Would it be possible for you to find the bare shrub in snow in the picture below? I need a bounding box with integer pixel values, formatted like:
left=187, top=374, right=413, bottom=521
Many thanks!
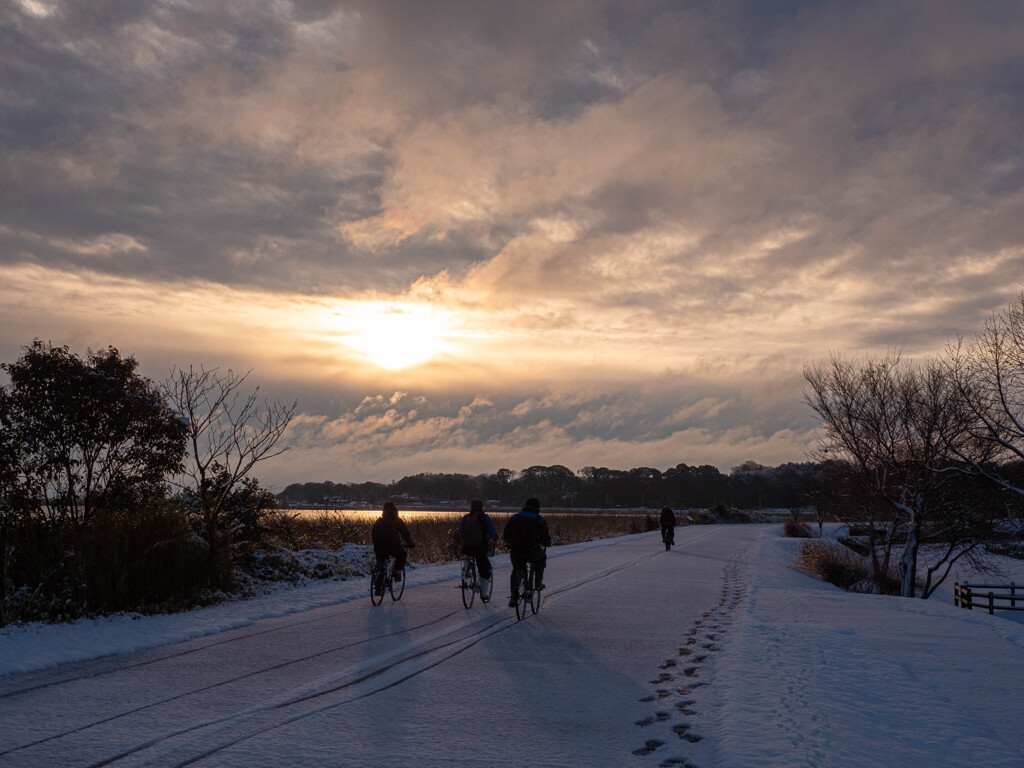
left=783, top=520, right=814, bottom=538
left=796, top=540, right=871, bottom=591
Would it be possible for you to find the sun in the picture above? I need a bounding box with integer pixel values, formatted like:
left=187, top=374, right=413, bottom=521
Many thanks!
left=337, top=302, right=453, bottom=370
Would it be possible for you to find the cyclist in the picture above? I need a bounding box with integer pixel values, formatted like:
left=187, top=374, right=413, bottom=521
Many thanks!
left=503, top=497, right=551, bottom=607
left=459, top=498, right=499, bottom=602
left=371, top=501, right=415, bottom=582
left=660, top=505, right=676, bottom=548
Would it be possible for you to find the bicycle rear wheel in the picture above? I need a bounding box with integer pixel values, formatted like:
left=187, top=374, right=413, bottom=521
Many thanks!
left=514, top=568, right=528, bottom=621
left=461, top=557, right=476, bottom=609
left=390, top=563, right=405, bottom=601
left=529, top=564, right=541, bottom=615
left=370, top=561, right=386, bottom=606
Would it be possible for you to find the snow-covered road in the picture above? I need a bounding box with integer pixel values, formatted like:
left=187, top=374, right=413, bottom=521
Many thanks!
left=3, top=524, right=1024, bottom=768
left=0, top=525, right=759, bottom=767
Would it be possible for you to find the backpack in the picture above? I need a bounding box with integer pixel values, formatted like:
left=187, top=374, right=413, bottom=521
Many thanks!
left=461, top=513, right=484, bottom=547
left=504, top=514, right=538, bottom=552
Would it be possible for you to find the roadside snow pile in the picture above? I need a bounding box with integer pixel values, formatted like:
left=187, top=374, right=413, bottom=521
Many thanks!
left=234, top=543, right=376, bottom=594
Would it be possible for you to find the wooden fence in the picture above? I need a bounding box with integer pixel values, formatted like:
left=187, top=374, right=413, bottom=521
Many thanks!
left=954, top=582, right=1023, bottom=614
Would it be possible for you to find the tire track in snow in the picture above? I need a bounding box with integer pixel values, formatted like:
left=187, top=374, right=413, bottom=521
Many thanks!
left=0, top=595, right=380, bottom=701
left=4, top=546, right=666, bottom=767
left=0, top=604, right=468, bottom=759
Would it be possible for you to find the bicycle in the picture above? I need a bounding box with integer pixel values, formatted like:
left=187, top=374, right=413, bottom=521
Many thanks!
left=511, top=559, right=542, bottom=620
left=662, top=526, right=674, bottom=551
left=460, top=542, right=495, bottom=608
left=459, top=554, right=491, bottom=607
left=370, top=555, right=405, bottom=605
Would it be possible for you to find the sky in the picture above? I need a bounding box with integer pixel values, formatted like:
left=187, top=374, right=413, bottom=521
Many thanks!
left=2, top=0, right=1024, bottom=488
left=2, top=525, right=1023, bottom=766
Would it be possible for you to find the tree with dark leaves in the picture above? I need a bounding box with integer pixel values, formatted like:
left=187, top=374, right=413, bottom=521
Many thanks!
left=0, top=340, right=186, bottom=530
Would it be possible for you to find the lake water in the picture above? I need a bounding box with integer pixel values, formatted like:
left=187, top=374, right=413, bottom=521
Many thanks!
left=280, top=506, right=654, bottom=521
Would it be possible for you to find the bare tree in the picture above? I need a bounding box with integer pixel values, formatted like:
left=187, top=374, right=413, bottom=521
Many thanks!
left=804, top=353, right=998, bottom=598
left=947, top=291, right=1024, bottom=508
left=163, top=367, right=295, bottom=582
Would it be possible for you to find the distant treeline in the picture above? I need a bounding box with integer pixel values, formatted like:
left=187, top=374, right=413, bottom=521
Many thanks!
left=278, top=460, right=823, bottom=511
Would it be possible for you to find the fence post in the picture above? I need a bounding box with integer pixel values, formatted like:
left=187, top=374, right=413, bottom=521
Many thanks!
left=1012, top=582, right=1017, bottom=608
left=988, top=591, right=995, bottom=615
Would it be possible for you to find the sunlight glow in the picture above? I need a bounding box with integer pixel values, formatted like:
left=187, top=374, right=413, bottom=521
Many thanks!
left=333, top=302, right=455, bottom=370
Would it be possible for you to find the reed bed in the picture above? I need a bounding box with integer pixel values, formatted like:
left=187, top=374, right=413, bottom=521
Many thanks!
left=263, top=510, right=661, bottom=565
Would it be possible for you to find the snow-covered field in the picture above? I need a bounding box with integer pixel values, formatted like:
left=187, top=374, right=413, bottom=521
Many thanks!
left=1, top=524, right=1022, bottom=767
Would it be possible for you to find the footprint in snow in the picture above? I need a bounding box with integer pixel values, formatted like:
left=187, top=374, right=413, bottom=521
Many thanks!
left=632, top=739, right=665, bottom=756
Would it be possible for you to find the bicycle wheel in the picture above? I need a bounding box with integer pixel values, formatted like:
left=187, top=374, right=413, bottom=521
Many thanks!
left=461, top=557, right=476, bottom=609
left=370, top=561, right=386, bottom=606
left=390, top=561, right=405, bottom=601
left=529, top=563, right=541, bottom=615
left=514, top=568, right=528, bottom=621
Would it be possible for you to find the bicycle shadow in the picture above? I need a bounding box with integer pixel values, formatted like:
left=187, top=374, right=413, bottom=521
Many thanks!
left=476, top=618, right=655, bottom=766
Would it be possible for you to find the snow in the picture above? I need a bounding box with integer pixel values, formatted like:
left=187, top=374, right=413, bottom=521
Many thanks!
left=1, top=524, right=1022, bottom=767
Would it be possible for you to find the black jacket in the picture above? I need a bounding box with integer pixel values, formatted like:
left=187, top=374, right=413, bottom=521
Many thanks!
left=503, top=509, right=552, bottom=554
left=372, top=517, right=414, bottom=549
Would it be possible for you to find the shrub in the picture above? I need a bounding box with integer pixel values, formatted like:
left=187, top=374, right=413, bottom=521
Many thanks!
left=796, top=540, right=870, bottom=591
left=783, top=520, right=814, bottom=538
left=1, top=504, right=210, bottom=625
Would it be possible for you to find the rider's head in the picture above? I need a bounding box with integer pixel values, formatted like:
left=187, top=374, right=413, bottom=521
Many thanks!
left=662, top=506, right=672, bottom=514
left=523, top=497, right=540, bottom=513
left=383, top=501, right=398, bottom=519
left=470, top=498, right=484, bottom=513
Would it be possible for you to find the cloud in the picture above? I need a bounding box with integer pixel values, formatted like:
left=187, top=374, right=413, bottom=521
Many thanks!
left=267, top=370, right=820, bottom=485
left=3, top=1, right=1024, bottom=484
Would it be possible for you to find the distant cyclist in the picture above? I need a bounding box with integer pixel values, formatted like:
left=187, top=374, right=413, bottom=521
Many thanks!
left=371, top=501, right=416, bottom=582
left=459, top=498, right=499, bottom=601
left=503, top=497, right=552, bottom=606
left=660, top=505, right=676, bottom=549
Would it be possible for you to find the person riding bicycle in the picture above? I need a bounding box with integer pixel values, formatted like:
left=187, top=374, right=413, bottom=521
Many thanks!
left=459, top=498, right=499, bottom=602
left=660, top=505, right=676, bottom=547
left=502, top=497, right=551, bottom=607
left=371, top=501, right=415, bottom=582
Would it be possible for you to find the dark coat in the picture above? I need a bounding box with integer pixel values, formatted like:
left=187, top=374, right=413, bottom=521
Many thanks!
left=503, top=508, right=552, bottom=554
left=372, top=516, right=414, bottom=551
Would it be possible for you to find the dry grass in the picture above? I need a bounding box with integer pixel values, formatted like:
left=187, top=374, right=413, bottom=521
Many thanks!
left=796, top=539, right=870, bottom=591
left=263, top=510, right=658, bottom=564
left=782, top=520, right=814, bottom=538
